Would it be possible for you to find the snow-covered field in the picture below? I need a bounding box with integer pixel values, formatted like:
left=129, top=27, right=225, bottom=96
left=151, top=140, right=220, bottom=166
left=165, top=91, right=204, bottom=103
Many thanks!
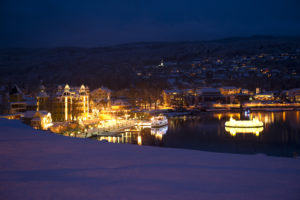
left=0, top=119, right=300, bottom=200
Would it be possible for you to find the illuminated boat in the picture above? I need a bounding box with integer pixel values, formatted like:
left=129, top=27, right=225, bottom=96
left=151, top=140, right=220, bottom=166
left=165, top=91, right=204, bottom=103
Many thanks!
left=225, top=118, right=263, bottom=128
left=225, top=118, right=264, bottom=136
left=151, top=114, right=168, bottom=128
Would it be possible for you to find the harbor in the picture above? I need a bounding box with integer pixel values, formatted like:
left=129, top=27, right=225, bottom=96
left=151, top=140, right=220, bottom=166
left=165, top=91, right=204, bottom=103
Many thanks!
left=53, top=109, right=300, bottom=157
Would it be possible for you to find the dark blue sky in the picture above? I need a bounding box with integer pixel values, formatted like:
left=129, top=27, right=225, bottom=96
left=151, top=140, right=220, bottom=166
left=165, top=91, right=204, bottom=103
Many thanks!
left=1, top=0, right=300, bottom=48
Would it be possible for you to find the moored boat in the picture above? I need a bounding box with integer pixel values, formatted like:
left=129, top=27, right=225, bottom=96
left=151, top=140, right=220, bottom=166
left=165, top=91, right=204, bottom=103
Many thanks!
left=225, top=117, right=263, bottom=128
left=151, top=114, right=168, bottom=128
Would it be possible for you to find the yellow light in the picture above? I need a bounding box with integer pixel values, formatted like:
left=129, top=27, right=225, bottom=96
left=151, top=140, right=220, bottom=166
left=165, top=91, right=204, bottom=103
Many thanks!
left=65, top=96, right=68, bottom=121
left=225, top=118, right=263, bottom=128
left=137, top=135, right=142, bottom=146
left=225, top=126, right=263, bottom=136
left=213, top=113, right=222, bottom=120
left=111, top=105, right=121, bottom=110
left=264, top=115, right=269, bottom=124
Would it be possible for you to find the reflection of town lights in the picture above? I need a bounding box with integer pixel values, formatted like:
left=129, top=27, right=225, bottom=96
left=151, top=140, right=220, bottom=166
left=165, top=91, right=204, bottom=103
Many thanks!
left=151, top=126, right=168, bottom=141
left=264, top=115, right=269, bottom=124
left=225, top=127, right=264, bottom=136
left=137, top=135, right=142, bottom=146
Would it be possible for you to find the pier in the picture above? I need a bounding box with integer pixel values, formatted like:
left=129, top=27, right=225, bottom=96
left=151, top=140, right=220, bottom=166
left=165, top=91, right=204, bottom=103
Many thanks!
left=85, top=120, right=138, bottom=138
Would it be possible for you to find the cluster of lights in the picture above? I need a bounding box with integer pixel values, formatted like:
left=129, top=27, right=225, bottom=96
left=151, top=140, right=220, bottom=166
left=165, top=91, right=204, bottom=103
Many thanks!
left=41, top=113, right=53, bottom=130
left=151, top=126, right=168, bottom=140
left=225, top=117, right=263, bottom=128
left=225, top=117, right=264, bottom=137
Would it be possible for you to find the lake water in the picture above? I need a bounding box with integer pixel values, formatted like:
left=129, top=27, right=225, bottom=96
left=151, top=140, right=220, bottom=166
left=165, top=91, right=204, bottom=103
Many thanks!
left=95, top=111, right=300, bottom=157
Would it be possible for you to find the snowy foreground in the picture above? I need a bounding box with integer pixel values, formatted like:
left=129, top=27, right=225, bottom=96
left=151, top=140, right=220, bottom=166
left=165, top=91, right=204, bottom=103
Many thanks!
left=0, top=119, right=300, bottom=200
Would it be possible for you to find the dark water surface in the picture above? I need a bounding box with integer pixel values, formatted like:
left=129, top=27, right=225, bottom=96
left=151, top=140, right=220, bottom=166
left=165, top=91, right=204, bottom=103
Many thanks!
left=95, top=111, right=300, bottom=157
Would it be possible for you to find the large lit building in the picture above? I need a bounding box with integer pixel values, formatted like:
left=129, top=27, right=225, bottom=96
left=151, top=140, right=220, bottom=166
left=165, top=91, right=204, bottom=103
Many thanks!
left=37, top=84, right=90, bottom=122
left=23, top=110, right=53, bottom=130
left=196, top=88, right=224, bottom=103
left=219, top=86, right=241, bottom=104
left=90, top=87, right=111, bottom=110
left=36, top=85, right=49, bottom=111
left=162, top=89, right=186, bottom=108
left=254, top=92, right=275, bottom=101
left=219, top=86, right=241, bottom=96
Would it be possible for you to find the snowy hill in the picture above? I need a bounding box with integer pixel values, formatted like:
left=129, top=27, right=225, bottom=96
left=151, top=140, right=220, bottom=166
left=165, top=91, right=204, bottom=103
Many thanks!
left=0, top=119, right=300, bottom=200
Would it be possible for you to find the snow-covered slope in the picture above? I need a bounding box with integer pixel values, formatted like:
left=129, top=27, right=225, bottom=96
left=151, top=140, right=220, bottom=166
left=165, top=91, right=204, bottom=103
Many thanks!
left=0, top=119, right=299, bottom=200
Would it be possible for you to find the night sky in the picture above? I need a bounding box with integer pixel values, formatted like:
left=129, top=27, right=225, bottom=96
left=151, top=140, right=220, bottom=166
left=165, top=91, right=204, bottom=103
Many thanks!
left=1, top=0, right=300, bottom=48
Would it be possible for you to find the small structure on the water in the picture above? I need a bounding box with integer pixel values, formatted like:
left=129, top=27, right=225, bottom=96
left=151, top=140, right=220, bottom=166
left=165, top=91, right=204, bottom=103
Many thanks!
left=225, top=117, right=264, bottom=136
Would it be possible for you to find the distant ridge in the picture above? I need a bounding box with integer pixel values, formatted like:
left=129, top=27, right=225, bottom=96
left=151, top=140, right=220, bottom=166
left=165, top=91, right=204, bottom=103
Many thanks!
left=1, top=35, right=300, bottom=49
left=106, top=35, right=300, bottom=49
left=211, top=35, right=300, bottom=43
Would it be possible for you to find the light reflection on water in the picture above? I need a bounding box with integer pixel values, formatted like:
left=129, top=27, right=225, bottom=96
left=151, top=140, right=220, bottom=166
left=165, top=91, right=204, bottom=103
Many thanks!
left=93, top=111, right=300, bottom=157
left=225, top=127, right=263, bottom=136
left=151, top=126, right=168, bottom=140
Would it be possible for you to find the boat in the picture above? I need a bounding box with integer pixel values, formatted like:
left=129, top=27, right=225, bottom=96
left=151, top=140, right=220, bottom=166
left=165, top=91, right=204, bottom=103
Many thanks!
left=225, top=117, right=264, bottom=136
left=151, top=114, right=168, bottom=128
left=225, top=117, right=263, bottom=128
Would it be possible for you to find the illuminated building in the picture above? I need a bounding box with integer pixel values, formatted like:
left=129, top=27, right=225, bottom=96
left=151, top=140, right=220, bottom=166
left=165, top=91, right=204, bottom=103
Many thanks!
left=256, top=88, right=260, bottom=94
left=8, top=84, right=27, bottom=114
left=36, top=85, right=49, bottom=111
left=254, top=92, right=275, bottom=101
left=31, top=111, right=53, bottom=130
left=90, top=87, right=111, bottom=110
left=162, top=89, right=195, bottom=108
left=219, top=86, right=241, bottom=96
left=195, top=87, right=223, bottom=103
left=287, top=88, right=300, bottom=102
left=219, top=86, right=241, bottom=104
left=37, top=84, right=90, bottom=122
left=111, top=99, right=131, bottom=111
left=23, top=110, right=53, bottom=130
left=162, top=89, right=185, bottom=108
left=241, top=89, right=250, bottom=95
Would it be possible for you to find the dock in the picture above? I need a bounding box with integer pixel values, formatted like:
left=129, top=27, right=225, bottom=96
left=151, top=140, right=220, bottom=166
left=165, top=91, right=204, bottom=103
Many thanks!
left=86, top=120, right=137, bottom=138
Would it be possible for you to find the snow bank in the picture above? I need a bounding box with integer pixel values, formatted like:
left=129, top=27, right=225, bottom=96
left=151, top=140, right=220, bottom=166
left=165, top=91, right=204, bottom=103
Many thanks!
left=0, top=119, right=299, bottom=200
